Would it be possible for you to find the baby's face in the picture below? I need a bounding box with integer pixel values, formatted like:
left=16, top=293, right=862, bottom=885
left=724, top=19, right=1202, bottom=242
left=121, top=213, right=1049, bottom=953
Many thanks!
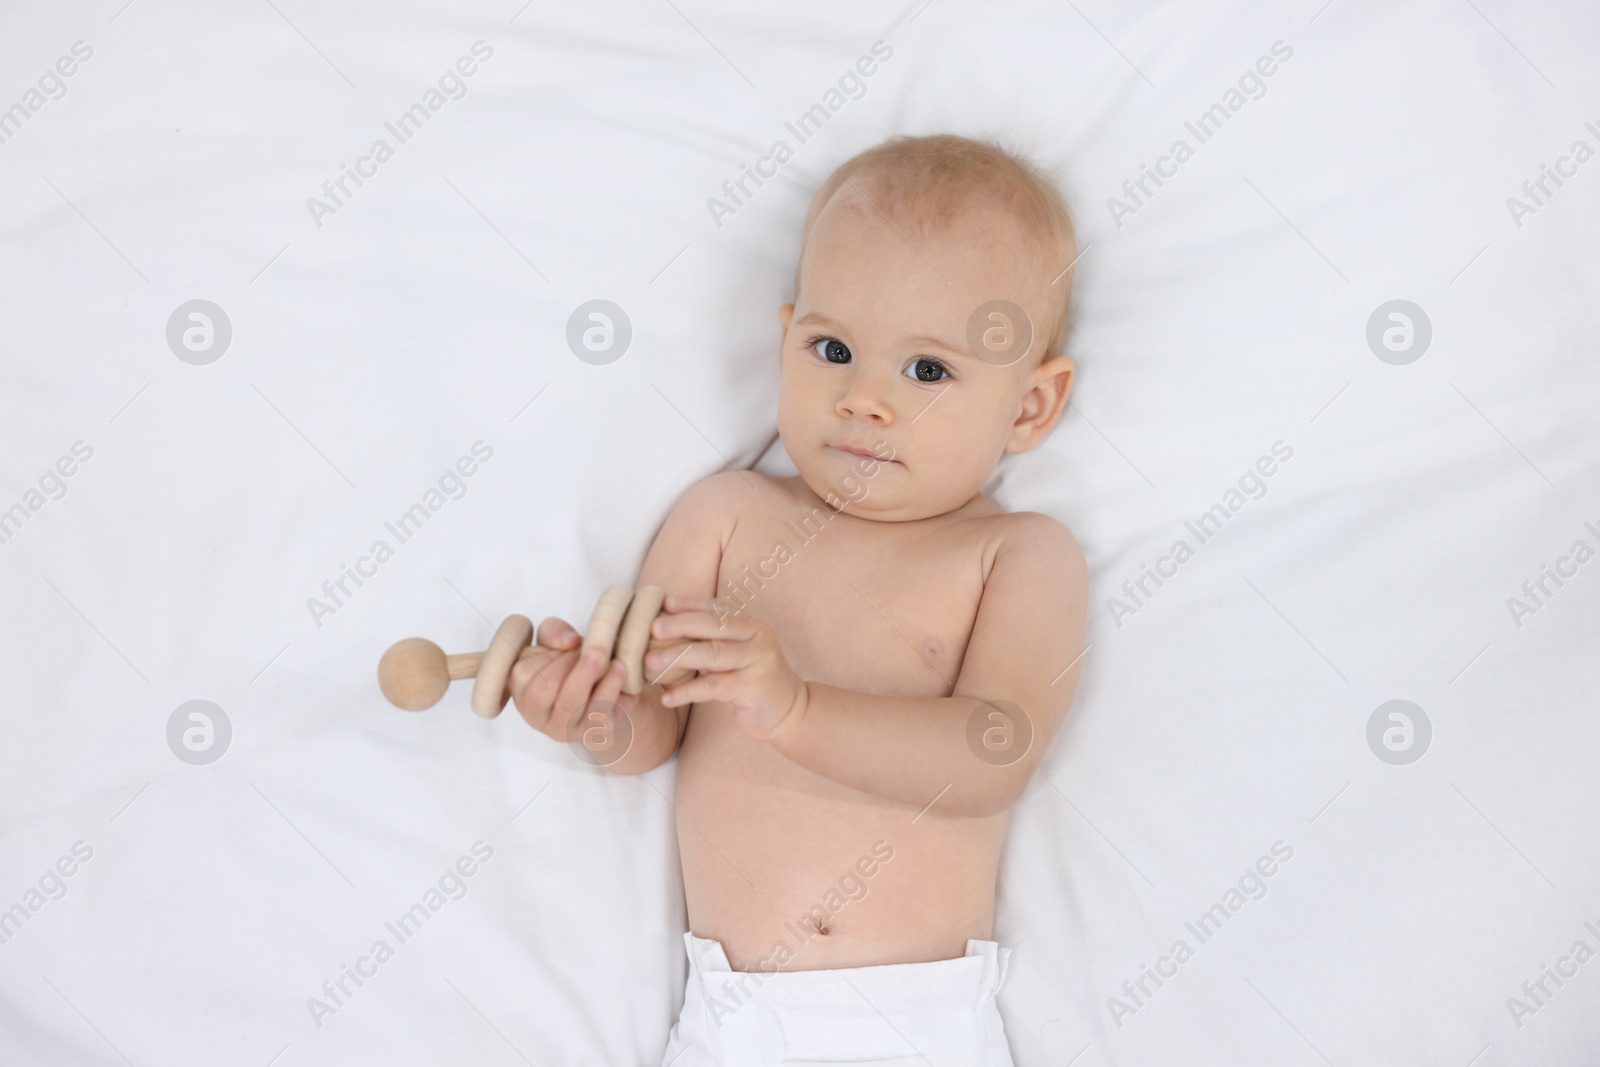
left=777, top=189, right=1072, bottom=521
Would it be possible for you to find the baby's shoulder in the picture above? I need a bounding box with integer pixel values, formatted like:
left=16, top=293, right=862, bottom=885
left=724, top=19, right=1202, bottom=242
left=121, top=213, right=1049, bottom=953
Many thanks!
left=668, top=469, right=792, bottom=522
left=964, top=506, right=1086, bottom=578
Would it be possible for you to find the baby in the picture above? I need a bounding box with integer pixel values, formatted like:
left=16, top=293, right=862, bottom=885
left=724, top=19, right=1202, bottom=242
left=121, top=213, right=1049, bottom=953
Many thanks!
left=511, top=134, right=1087, bottom=1066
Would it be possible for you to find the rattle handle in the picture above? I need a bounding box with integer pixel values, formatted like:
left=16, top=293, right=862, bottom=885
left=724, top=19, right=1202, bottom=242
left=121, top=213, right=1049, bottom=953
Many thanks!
left=446, top=645, right=544, bottom=681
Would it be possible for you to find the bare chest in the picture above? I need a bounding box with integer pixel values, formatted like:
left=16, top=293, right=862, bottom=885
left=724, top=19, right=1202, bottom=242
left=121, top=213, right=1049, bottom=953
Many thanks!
left=713, top=495, right=985, bottom=698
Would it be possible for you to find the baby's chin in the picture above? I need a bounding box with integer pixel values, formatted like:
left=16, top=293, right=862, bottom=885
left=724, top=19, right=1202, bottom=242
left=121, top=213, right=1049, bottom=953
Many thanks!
left=792, top=451, right=973, bottom=523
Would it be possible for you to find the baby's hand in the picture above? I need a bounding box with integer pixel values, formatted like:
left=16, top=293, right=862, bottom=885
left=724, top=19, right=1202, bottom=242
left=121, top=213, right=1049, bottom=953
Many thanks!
left=648, top=595, right=807, bottom=744
left=509, top=616, right=633, bottom=750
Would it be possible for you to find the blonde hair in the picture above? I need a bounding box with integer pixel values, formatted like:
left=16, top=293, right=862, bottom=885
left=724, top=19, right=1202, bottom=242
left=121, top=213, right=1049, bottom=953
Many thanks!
left=796, top=134, right=1078, bottom=361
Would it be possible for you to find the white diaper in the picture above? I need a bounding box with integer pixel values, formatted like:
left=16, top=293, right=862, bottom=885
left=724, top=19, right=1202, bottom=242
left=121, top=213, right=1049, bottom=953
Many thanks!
left=660, top=931, right=1016, bottom=1066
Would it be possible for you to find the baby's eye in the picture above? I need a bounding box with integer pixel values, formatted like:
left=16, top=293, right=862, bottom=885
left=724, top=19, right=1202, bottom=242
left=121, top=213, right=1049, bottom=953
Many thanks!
left=812, top=338, right=851, bottom=364
left=905, top=357, right=950, bottom=383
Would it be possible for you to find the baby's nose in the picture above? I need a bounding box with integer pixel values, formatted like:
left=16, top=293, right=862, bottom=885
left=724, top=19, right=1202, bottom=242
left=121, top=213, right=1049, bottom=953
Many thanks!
left=835, top=373, right=894, bottom=423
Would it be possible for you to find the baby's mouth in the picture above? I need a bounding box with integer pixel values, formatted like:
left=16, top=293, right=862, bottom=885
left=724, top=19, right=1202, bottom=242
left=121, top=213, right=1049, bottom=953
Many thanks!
left=831, top=444, right=898, bottom=464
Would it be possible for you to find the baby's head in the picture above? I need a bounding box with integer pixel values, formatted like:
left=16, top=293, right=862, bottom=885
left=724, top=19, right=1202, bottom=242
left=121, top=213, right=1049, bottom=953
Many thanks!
left=778, top=134, right=1078, bottom=522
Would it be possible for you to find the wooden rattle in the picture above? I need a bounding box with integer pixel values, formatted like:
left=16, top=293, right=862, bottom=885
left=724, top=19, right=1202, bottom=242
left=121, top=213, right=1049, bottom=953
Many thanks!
left=377, top=583, right=690, bottom=715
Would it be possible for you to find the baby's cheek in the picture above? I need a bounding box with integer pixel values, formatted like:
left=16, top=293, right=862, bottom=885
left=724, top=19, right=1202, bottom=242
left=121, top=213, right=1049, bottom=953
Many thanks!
left=916, top=410, right=1006, bottom=489
left=779, top=384, right=839, bottom=476
left=775, top=378, right=813, bottom=440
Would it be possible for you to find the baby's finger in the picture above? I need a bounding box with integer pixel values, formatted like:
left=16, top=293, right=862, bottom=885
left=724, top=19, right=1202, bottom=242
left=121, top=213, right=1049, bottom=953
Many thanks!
left=573, top=660, right=634, bottom=767
left=553, top=645, right=612, bottom=726
left=648, top=638, right=748, bottom=675
left=642, top=642, right=694, bottom=687
left=662, top=594, right=715, bottom=614
left=537, top=616, right=581, bottom=651
left=591, top=658, right=626, bottom=708
left=660, top=670, right=725, bottom=708
left=509, top=646, right=563, bottom=696
left=652, top=610, right=754, bottom=643
left=511, top=648, right=577, bottom=731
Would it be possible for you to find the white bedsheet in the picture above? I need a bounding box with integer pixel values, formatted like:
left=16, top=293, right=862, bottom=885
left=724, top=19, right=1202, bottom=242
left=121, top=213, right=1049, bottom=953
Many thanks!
left=2, top=1, right=1596, bottom=1064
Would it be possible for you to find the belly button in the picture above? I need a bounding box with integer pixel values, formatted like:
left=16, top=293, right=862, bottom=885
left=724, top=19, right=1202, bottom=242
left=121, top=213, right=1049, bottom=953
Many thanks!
left=813, top=917, right=831, bottom=936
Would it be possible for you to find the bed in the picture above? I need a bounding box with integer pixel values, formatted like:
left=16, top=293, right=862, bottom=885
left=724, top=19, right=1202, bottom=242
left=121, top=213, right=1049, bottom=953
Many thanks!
left=2, top=1, right=1596, bottom=1063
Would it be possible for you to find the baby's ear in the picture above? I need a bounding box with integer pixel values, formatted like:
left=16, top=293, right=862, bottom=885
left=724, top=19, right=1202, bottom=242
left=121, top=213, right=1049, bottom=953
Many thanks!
left=779, top=304, right=794, bottom=332
left=1007, top=355, right=1075, bottom=453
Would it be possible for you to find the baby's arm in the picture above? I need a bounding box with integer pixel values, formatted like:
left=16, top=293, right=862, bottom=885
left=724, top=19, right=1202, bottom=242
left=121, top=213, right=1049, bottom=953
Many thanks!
left=653, top=513, right=1088, bottom=816
left=508, top=471, right=736, bottom=774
